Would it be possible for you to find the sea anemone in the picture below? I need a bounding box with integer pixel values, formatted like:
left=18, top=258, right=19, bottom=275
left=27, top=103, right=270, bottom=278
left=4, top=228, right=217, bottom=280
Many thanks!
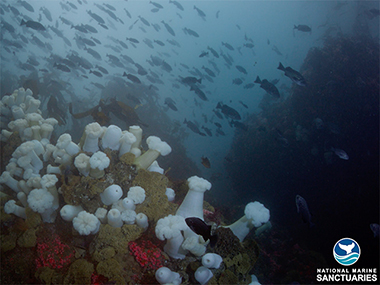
left=89, top=151, right=110, bottom=178
left=82, top=122, right=104, bottom=153
left=72, top=211, right=100, bottom=235
left=176, top=176, right=211, bottom=219
left=127, top=186, right=146, bottom=204
left=155, top=214, right=188, bottom=259
left=134, top=136, right=171, bottom=170
left=100, top=184, right=123, bottom=206
left=60, top=204, right=84, bottom=221
left=225, top=201, right=270, bottom=242
left=155, top=267, right=182, bottom=285
left=4, top=200, right=26, bottom=219
left=101, top=125, right=122, bottom=151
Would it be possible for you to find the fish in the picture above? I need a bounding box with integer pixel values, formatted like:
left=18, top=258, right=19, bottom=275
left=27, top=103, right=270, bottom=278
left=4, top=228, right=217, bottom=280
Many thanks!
left=161, top=61, right=172, bottom=73
left=85, top=48, right=101, bottom=60
left=331, top=148, right=349, bottom=160
left=20, top=19, right=46, bottom=31
left=232, top=78, right=243, bottom=85
left=365, top=8, right=380, bottom=20
left=183, top=27, right=199, bottom=37
left=89, top=70, right=103, bottom=77
left=222, top=42, right=234, bottom=51
left=161, top=20, right=175, bottom=36
left=123, top=72, right=141, bottom=84
left=139, top=16, right=150, bottom=26
left=243, top=43, right=254, bottom=48
left=201, top=156, right=211, bottom=168
left=72, top=24, right=88, bottom=33
left=87, top=10, right=105, bottom=24
left=295, top=195, right=314, bottom=227
left=164, top=97, right=177, bottom=111
left=150, top=1, right=163, bottom=9
left=53, top=63, right=71, bottom=72
left=207, top=46, right=219, bottom=58
left=294, top=24, right=312, bottom=33
left=272, top=45, right=283, bottom=56
left=169, top=0, right=184, bottom=11
left=370, top=223, right=379, bottom=237
left=182, top=76, right=201, bottom=85
left=184, top=119, right=203, bottom=135
left=190, top=85, right=208, bottom=101
left=126, top=37, right=139, bottom=44
left=19, top=0, right=34, bottom=12
left=185, top=217, right=217, bottom=247
left=40, top=7, right=52, bottom=22
left=103, top=3, right=116, bottom=11
left=277, top=62, right=306, bottom=86
left=154, top=39, right=165, bottom=46
left=199, top=51, right=208, bottom=58
left=216, top=102, right=241, bottom=120
left=214, top=122, right=222, bottom=128
left=215, top=128, right=225, bottom=136
left=213, top=109, right=223, bottom=120
left=124, top=8, right=132, bottom=18
left=239, top=101, right=248, bottom=109
left=243, top=83, right=255, bottom=89
left=194, top=6, right=206, bottom=18
left=96, top=65, right=108, bottom=74
left=202, top=66, right=215, bottom=77
left=235, top=65, right=247, bottom=74
left=254, top=76, right=280, bottom=98
left=84, top=24, right=98, bottom=33
left=201, top=126, right=212, bottom=137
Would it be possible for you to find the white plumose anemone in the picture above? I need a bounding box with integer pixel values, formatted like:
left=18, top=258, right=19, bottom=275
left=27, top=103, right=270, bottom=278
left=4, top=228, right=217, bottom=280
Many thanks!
left=194, top=266, right=213, bottom=285
left=101, top=125, right=122, bottom=150
left=89, top=151, right=110, bottom=179
left=225, top=201, right=270, bottom=242
left=118, top=131, right=136, bottom=157
left=134, top=136, right=171, bottom=170
left=155, top=214, right=188, bottom=259
left=100, top=184, right=123, bottom=206
left=176, top=176, right=211, bottom=219
left=107, top=209, right=123, bottom=227
left=127, top=186, right=145, bottom=204
left=82, top=122, right=103, bottom=153
left=27, top=188, right=56, bottom=223
left=4, top=200, right=26, bottom=219
left=202, top=253, right=223, bottom=269
left=155, top=267, right=182, bottom=285
left=74, top=153, right=91, bottom=176
left=73, top=211, right=100, bottom=235
left=135, top=213, right=148, bottom=230
left=60, top=204, right=84, bottom=222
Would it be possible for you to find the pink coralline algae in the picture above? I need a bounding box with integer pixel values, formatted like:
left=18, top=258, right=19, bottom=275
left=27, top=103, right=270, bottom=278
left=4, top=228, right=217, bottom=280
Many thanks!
left=35, top=234, right=75, bottom=269
left=129, top=240, right=165, bottom=271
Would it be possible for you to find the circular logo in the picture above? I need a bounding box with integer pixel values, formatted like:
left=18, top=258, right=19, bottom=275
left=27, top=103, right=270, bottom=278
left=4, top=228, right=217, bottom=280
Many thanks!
left=333, top=237, right=360, bottom=266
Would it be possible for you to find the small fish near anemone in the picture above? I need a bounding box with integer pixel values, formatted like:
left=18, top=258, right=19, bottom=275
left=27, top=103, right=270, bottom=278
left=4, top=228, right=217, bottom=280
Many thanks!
left=185, top=217, right=217, bottom=247
left=201, top=156, right=211, bottom=168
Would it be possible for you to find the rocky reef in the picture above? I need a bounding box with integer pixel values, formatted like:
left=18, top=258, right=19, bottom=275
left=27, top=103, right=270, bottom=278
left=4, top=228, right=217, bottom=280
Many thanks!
left=0, top=89, right=262, bottom=284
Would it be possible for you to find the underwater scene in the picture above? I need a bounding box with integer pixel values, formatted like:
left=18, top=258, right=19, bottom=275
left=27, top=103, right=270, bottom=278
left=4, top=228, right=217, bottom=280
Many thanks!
left=0, top=0, right=379, bottom=284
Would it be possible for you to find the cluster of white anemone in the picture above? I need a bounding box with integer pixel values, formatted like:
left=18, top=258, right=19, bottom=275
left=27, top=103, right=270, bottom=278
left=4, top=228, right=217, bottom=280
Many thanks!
left=0, top=88, right=174, bottom=235
left=154, top=176, right=270, bottom=284
left=2, top=88, right=269, bottom=284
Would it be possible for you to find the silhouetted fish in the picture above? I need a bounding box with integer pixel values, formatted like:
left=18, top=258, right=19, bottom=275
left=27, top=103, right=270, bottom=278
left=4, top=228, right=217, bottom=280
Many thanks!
left=296, top=195, right=314, bottom=227
left=185, top=217, right=217, bottom=247
left=20, top=19, right=45, bottom=31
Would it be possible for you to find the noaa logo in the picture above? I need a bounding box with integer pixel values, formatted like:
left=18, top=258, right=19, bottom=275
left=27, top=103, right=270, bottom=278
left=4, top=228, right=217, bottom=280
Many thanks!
left=333, top=238, right=360, bottom=266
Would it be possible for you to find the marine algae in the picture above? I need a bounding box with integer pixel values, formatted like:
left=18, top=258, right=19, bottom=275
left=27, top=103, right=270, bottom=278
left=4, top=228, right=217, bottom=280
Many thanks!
left=63, top=259, right=94, bottom=285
